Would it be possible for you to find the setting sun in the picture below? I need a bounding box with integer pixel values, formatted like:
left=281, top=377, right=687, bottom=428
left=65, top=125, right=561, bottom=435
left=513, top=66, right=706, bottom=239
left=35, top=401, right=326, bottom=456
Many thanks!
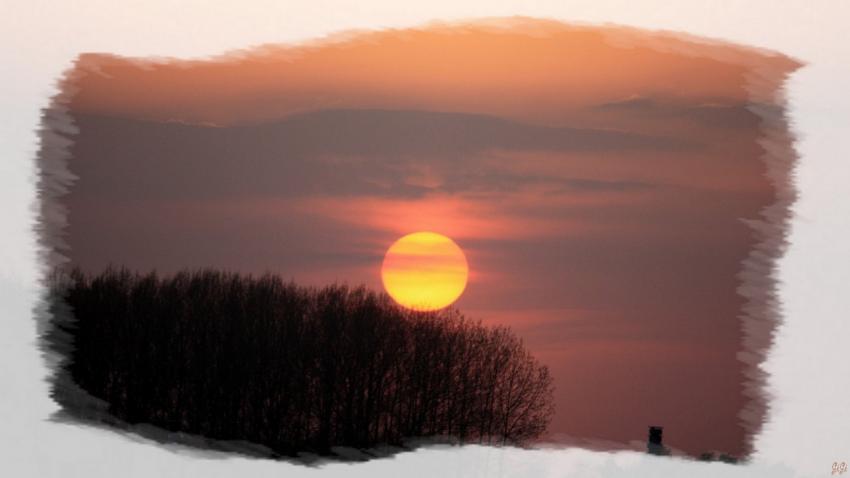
left=381, top=232, right=469, bottom=311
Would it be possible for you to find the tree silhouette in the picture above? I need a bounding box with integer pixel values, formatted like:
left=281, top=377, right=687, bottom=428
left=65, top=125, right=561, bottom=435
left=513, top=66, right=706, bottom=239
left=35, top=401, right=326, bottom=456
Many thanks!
left=51, top=267, right=555, bottom=456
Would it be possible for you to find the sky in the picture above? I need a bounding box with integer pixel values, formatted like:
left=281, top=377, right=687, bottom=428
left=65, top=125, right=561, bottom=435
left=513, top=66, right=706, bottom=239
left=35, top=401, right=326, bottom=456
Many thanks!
left=58, top=19, right=799, bottom=457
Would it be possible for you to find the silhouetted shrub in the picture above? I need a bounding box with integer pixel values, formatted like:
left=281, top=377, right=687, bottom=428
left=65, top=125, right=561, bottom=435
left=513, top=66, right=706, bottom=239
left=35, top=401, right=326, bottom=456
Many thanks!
left=52, top=268, right=554, bottom=456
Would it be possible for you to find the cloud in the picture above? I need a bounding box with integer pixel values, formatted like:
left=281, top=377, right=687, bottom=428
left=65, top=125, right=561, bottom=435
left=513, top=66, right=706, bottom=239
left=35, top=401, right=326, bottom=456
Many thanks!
left=592, top=96, right=762, bottom=130
left=67, top=109, right=683, bottom=203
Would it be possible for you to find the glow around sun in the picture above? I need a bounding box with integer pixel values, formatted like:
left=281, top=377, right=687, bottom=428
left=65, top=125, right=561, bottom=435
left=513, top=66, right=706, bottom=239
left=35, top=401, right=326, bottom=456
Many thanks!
left=381, top=232, right=469, bottom=311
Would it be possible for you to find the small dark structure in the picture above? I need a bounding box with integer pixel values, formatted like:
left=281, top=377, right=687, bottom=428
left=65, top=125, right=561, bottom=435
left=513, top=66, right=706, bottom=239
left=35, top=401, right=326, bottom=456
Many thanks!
left=647, top=425, right=669, bottom=456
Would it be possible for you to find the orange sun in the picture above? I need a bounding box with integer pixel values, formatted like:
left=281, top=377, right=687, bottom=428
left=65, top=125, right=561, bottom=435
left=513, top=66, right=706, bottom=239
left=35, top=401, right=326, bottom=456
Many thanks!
left=381, top=232, right=469, bottom=311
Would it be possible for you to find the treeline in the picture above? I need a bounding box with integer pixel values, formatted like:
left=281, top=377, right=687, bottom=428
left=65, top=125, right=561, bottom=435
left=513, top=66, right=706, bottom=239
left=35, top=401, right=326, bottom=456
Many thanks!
left=54, top=268, right=554, bottom=456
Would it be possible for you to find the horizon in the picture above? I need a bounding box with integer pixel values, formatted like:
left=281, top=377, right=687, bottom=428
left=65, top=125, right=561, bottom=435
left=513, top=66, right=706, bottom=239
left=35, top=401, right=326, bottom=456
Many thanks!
left=50, top=18, right=800, bottom=458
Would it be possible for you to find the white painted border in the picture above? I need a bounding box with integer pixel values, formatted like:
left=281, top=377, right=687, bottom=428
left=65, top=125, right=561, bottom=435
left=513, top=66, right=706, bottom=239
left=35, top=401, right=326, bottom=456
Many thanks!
left=2, top=1, right=848, bottom=476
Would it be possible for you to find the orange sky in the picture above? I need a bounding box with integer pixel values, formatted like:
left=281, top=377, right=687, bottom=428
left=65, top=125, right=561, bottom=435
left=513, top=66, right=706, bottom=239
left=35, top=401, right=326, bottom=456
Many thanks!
left=69, top=19, right=793, bottom=127
left=61, top=19, right=799, bottom=457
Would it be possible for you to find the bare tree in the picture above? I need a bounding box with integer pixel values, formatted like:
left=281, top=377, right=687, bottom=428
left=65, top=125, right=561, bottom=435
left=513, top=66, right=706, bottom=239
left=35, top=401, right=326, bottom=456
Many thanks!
left=51, top=267, right=556, bottom=456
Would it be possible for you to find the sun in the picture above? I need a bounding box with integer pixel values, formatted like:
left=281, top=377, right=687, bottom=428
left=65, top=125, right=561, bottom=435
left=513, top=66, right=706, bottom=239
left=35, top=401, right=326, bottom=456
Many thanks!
left=381, top=232, right=469, bottom=311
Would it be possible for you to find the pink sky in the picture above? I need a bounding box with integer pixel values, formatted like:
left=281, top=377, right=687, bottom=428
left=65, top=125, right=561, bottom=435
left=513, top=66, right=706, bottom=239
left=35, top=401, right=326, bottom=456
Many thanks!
left=61, top=19, right=799, bottom=457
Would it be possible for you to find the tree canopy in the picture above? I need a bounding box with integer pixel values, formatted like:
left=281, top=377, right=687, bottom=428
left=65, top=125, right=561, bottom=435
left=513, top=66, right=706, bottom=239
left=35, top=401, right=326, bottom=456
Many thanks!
left=53, top=268, right=555, bottom=456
